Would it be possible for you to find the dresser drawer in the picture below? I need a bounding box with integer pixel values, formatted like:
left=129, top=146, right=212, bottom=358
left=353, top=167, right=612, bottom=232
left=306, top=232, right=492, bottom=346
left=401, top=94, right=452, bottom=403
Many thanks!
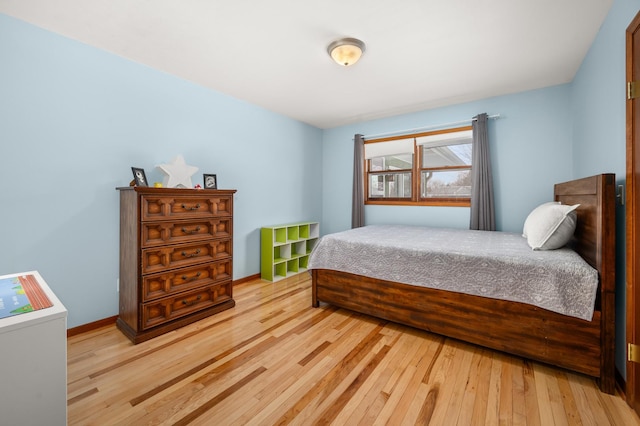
left=141, top=195, right=232, bottom=221
left=141, top=282, right=233, bottom=330
left=142, top=239, right=232, bottom=274
left=142, top=260, right=232, bottom=302
left=141, top=218, right=232, bottom=248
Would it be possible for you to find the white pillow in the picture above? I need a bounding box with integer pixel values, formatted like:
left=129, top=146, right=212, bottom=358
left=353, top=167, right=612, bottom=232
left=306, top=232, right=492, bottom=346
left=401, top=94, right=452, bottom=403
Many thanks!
left=522, top=202, right=580, bottom=250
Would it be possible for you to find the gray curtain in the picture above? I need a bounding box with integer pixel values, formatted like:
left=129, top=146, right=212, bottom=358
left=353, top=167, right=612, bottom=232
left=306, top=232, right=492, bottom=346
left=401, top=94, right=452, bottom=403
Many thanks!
left=470, top=113, right=495, bottom=231
left=352, top=134, right=365, bottom=228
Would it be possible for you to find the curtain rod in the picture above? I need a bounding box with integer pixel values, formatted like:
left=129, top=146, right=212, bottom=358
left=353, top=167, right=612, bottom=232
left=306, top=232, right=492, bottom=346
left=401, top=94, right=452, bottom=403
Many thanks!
left=362, top=114, right=501, bottom=140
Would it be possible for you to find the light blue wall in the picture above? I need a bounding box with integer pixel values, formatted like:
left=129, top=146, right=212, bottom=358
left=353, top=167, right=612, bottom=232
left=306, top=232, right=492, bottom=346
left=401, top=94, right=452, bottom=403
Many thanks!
left=571, top=0, right=640, bottom=379
left=0, top=14, right=323, bottom=328
left=322, top=84, right=574, bottom=235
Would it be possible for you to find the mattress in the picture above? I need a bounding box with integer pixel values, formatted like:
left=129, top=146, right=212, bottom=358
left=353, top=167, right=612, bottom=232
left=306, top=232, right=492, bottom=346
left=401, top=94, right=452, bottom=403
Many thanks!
left=307, top=225, right=599, bottom=321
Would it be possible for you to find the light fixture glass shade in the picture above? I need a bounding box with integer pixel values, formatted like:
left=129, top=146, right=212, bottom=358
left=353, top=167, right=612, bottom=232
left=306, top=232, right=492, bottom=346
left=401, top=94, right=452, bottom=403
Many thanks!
left=327, top=38, right=366, bottom=67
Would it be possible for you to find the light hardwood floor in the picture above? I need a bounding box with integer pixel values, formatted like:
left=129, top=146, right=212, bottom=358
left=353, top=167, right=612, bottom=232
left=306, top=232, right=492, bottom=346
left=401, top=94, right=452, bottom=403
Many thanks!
left=68, top=274, right=640, bottom=425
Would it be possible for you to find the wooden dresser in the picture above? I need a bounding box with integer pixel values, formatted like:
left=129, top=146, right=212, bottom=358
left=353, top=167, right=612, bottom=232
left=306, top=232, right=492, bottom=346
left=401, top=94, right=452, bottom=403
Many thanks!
left=116, top=187, right=236, bottom=344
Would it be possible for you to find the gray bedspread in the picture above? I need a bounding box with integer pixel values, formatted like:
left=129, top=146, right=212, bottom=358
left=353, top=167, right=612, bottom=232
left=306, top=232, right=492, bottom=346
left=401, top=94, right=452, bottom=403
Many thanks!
left=307, top=225, right=598, bottom=321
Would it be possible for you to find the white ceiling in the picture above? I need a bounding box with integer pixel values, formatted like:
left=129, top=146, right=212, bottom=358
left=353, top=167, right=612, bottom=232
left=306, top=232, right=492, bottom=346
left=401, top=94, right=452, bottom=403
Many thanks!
left=0, top=0, right=613, bottom=129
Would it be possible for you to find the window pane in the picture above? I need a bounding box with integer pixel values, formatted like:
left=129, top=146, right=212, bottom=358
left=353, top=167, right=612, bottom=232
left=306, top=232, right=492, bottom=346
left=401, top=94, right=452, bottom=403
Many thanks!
left=422, top=143, right=471, bottom=168
left=369, top=154, right=413, bottom=172
left=369, top=173, right=412, bottom=198
left=421, top=170, right=471, bottom=198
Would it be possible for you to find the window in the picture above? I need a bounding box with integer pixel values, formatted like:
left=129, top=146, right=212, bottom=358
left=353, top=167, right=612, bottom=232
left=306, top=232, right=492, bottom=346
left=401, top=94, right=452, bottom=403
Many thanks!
left=365, top=126, right=472, bottom=206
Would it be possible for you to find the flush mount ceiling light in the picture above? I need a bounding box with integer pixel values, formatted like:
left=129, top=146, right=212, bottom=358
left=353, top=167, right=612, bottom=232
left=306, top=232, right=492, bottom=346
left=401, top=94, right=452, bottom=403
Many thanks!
left=327, top=37, right=366, bottom=67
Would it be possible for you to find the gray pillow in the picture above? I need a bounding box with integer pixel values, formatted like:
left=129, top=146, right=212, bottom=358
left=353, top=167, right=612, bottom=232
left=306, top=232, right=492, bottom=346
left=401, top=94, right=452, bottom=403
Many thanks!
left=522, top=202, right=580, bottom=250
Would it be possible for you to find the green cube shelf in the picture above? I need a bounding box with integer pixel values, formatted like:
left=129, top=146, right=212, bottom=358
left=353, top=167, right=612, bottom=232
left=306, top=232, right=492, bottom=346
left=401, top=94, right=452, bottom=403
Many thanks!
left=261, top=222, right=319, bottom=281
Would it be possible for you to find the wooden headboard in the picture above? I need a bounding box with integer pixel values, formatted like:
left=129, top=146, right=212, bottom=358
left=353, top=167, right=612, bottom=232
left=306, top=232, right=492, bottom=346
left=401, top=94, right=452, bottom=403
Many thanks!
left=554, top=173, right=616, bottom=391
left=554, top=173, right=615, bottom=283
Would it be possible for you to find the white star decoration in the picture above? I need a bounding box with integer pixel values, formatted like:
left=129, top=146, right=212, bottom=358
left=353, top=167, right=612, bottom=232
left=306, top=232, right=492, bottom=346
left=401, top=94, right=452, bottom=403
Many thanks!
left=156, top=155, right=199, bottom=188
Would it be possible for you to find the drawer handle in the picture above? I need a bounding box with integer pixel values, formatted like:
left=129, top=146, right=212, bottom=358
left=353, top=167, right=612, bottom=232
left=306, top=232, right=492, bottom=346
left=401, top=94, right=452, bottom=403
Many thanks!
left=182, top=295, right=202, bottom=306
left=181, top=249, right=201, bottom=258
left=181, top=226, right=201, bottom=234
left=181, top=272, right=202, bottom=281
left=181, top=203, right=201, bottom=211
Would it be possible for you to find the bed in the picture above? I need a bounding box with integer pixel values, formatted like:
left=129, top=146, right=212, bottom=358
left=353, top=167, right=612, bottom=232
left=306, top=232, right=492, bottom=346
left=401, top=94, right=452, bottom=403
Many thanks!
left=309, top=174, right=616, bottom=394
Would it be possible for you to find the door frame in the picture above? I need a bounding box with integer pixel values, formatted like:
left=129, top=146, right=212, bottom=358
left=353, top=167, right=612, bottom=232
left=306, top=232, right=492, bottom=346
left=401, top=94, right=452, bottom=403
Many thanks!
left=626, top=10, right=640, bottom=415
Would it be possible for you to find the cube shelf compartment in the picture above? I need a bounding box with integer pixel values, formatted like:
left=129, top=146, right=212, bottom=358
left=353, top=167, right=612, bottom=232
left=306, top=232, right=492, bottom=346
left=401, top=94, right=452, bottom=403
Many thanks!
left=261, top=222, right=319, bottom=281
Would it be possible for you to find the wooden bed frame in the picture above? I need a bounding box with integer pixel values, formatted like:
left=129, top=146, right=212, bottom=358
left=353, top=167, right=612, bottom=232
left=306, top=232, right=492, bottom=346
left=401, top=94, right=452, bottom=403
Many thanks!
left=312, top=173, right=616, bottom=394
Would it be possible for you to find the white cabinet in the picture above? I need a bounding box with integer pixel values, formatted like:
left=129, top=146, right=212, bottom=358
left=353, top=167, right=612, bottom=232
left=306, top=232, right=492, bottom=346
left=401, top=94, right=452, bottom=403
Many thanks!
left=0, top=271, right=67, bottom=426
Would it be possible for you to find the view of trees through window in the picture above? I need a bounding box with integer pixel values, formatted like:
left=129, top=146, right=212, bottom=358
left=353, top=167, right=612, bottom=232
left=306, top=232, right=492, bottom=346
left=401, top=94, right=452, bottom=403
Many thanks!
left=421, top=141, right=472, bottom=198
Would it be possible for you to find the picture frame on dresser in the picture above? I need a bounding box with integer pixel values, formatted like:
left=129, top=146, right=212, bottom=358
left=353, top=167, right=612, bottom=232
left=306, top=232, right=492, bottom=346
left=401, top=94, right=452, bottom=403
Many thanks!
left=203, top=174, right=217, bottom=189
left=131, top=167, right=148, bottom=187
